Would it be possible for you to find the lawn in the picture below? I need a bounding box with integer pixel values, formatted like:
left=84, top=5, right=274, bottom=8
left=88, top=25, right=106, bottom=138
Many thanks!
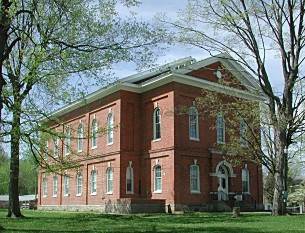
left=0, top=209, right=305, bottom=233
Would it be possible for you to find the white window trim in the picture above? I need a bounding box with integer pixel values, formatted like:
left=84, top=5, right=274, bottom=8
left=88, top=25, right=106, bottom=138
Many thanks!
left=63, top=175, right=70, bottom=197
left=90, top=170, right=97, bottom=195
left=189, top=106, right=200, bottom=141
left=153, top=165, right=162, bottom=193
left=91, top=119, right=98, bottom=149
left=107, top=112, right=114, bottom=145
left=106, top=167, right=113, bottom=194
left=76, top=173, right=83, bottom=196
left=153, top=107, right=161, bottom=140
left=53, top=138, right=60, bottom=158
left=126, top=166, right=134, bottom=194
left=77, top=123, right=84, bottom=153
left=190, top=164, right=200, bottom=194
left=42, top=177, right=48, bottom=197
left=240, top=119, right=248, bottom=147
left=242, top=167, right=250, bottom=194
left=64, top=127, right=71, bottom=156
left=52, top=176, right=58, bottom=197
left=216, top=113, right=225, bottom=144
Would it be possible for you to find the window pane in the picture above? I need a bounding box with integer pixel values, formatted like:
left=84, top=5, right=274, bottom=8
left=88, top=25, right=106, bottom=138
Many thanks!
left=154, top=166, right=162, bottom=191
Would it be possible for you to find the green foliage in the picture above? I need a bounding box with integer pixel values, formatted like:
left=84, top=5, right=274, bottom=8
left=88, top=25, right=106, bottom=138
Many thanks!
left=0, top=156, right=37, bottom=195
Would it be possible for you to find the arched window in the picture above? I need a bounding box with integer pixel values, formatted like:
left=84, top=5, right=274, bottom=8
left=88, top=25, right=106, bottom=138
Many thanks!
left=154, top=165, right=162, bottom=192
left=153, top=107, right=161, bottom=140
left=240, top=119, right=247, bottom=146
left=106, top=168, right=113, bottom=194
left=76, top=173, right=83, bottom=196
left=107, top=113, right=114, bottom=145
left=190, top=164, right=200, bottom=193
left=77, top=123, right=84, bottom=152
left=63, top=175, right=69, bottom=196
left=64, top=127, right=71, bottom=156
left=91, top=119, right=98, bottom=148
left=52, top=176, right=58, bottom=197
left=242, top=166, right=250, bottom=193
left=216, top=113, right=225, bottom=144
left=189, top=106, right=199, bottom=140
left=90, top=170, right=97, bottom=195
left=126, top=165, right=134, bottom=194
left=42, top=177, right=48, bottom=197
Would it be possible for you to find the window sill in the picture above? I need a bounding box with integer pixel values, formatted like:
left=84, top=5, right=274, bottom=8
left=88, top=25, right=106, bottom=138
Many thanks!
left=106, top=192, right=113, bottom=195
left=126, top=191, right=134, bottom=194
left=77, top=150, right=83, bottom=153
left=91, top=146, right=97, bottom=150
left=90, top=192, right=97, bottom=196
left=76, top=193, right=82, bottom=197
left=43, top=195, right=48, bottom=198
left=217, top=141, right=225, bottom=145
left=64, top=194, right=69, bottom=197
left=52, top=195, right=57, bottom=198
left=190, top=137, right=200, bottom=141
left=191, top=191, right=201, bottom=194
left=153, top=190, right=162, bottom=194
left=242, top=192, right=251, bottom=195
left=152, top=138, right=161, bottom=142
left=107, top=142, right=113, bottom=146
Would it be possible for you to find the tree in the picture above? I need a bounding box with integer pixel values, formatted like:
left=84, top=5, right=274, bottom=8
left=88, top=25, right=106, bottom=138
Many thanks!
left=1, top=0, right=161, bottom=218
left=162, top=0, right=305, bottom=215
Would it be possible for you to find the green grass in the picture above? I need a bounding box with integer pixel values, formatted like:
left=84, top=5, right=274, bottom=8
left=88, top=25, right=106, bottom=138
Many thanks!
left=0, top=209, right=305, bottom=233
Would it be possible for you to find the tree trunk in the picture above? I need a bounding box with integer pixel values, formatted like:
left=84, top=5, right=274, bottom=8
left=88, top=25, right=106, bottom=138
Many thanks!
left=272, top=129, right=286, bottom=216
left=7, top=103, right=23, bottom=218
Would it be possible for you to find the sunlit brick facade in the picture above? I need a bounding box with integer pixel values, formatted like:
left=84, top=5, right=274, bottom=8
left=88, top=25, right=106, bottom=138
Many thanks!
left=38, top=54, right=264, bottom=213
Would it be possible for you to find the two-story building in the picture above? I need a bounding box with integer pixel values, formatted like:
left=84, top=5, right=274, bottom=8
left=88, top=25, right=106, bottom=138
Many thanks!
left=38, top=54, right=264, bottom=213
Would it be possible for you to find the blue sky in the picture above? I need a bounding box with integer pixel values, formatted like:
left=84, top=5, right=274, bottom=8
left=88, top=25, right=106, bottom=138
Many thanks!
left=112, top=0, right=285, bottom=94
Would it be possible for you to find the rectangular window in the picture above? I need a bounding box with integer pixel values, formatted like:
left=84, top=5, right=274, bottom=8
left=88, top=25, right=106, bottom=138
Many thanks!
left=90, top=171, right=97, bottom=194
left=64, top=175, right=69, bottom=196
left=240, top=119, right=248, bottom=146
left=76, top=174, right=82, bottom=196
left=45, top=141, right=49, bottom=160
left=216, top=114, right=225, bottom=144
left=53, top=176, right=58, bottom=197
left=42, top=177, right=48, bottom=197
left=91, top=120, right=98, bottom=149
left=106, top=168, right=113, bottom=194
left=242, top=168, right=250, bottom=193
left=154, top=166, right=162, bottom=192
left=190, top=165, right=200, bottom=193
left=126, top=166, right=134, bottom=194
left=64, top=128, right=71, bottom=156
left=53, top=138, right=59, bottom=157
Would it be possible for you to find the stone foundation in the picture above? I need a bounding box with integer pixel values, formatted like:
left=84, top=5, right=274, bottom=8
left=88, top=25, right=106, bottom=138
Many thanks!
left=38, top=198, right=166, bottom=214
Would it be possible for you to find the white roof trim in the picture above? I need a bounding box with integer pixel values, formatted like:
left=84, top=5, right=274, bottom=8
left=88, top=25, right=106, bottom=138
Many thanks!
left=45, top=55, right=264, bottom=121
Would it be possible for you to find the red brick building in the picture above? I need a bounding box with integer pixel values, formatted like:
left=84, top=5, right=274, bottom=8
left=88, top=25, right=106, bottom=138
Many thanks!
left=38, top=54, right=264, bottom=213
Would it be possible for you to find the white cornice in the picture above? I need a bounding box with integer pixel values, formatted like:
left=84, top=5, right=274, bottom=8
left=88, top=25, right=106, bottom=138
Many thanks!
left=45, top=64, right=264, bottom=121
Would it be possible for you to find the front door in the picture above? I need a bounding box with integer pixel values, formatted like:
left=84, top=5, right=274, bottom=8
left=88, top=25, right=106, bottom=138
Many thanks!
left=217, top=165, right=229, bottom=200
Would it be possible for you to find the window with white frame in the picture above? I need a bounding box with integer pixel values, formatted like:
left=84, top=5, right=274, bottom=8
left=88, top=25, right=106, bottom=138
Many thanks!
left=154, top=165, right=162, bottom=192
left=53, top=176, right=58, bottom=197
left=77, top=123, right=84, bottom=152
left=45, top=141, right=49, bottom=160
left=53, top=137, right=59, bottom=157
left=189, top=106, right=199, bottom=140
left=153, top=107, right=161, bottom=140
left=240, top=119, right=248, bottom=146
left=242, top=166, right=250, bottom=193
left=216, top=113, right=225, bottom=144
left=76, top=173, right=82, bottom=196
left=63, top=175, right=69, bottom=196
left=107, top=113, right=114, bottom=145
left=91, top=119, right=98, bottom=148
left=42, top=177, right=48, bottom=197
left=126, top=165, right=134, bottom=194
left=90, top=170, right=97, bottom=195
left=190, top=164, right=200, bottom=193
left=106, top=167, right=113, bottom=194
left=64, top=127, right=71, bottom=156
